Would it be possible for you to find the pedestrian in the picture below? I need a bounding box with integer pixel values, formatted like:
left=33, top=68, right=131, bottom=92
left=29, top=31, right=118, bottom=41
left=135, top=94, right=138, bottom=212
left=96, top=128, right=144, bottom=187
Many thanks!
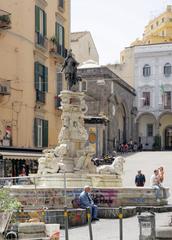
left=135, top=170, right=146, bottom=187
left=150, top=169, right=162, bottom=202
left=158, top=166, right=164, bottom=184
left=79, top=185, right=99, bottom=221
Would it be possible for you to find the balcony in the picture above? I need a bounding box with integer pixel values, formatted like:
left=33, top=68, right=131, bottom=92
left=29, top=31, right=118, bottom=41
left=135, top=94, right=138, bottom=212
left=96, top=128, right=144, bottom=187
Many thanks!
left=49, top=39, right=67, bottom=61
left=0, top=10, right=11, bottom=30
left=36, top=90, right=45, bottom=103
left=35, top=32, right=48, bottom=50
left=54, top=95, right=61, bottom=109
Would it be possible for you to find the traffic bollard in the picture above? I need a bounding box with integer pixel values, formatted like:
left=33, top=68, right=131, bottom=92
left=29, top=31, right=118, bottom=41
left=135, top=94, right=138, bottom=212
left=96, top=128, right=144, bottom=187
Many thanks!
left=64, top=206, right=69, bottom=240
left=86, top=207, right=93, bottom=240
left=118, top=206, right=123, bottom=240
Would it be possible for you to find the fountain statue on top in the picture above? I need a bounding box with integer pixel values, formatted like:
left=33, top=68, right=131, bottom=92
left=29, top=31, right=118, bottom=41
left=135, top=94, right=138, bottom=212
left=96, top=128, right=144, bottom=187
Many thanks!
left=37, top=49, right=123, bottom=187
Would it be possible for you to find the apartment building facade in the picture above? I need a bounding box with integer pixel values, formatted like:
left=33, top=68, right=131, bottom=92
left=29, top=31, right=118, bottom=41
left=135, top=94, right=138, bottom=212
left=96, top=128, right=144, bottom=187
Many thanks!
left=71, top=31, right=99, bottom=65
left=108, top=6, right=172, bottom=150
left=0, top=0, right=70, bottom=176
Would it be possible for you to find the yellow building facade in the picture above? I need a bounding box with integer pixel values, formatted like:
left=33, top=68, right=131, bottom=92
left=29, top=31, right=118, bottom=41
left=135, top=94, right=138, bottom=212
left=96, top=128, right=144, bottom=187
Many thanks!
left=131, top=5, right=172, bottom=46
left=0, top=0, right=70, bottom=150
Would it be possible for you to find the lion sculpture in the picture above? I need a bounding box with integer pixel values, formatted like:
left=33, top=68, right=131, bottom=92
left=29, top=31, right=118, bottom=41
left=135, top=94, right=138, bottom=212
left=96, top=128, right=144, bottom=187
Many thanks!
left=37, top=144, right=67, bottom=175
left=96, top=156, right=125, bottom=175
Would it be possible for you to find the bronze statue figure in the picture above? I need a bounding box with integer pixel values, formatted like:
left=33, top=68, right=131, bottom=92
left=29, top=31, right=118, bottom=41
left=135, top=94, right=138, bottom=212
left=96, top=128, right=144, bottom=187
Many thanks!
left=61, top=49, right=81, bottom=90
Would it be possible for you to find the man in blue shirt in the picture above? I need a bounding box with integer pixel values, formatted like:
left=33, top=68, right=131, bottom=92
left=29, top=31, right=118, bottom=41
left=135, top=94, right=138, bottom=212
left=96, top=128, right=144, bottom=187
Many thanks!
left=79, top=186, right=99, bottom=221
left=135, top=170, right=146, bottom=187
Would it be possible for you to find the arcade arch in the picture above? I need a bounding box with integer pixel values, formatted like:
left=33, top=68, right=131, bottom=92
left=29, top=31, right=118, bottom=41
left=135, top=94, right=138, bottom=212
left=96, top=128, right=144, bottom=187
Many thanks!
left=136, top=113, right=156, bottom=149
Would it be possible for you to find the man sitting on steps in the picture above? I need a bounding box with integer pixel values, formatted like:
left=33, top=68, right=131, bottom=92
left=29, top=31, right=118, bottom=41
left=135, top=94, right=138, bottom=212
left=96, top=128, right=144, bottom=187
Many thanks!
left=79, top=185, right=99, bottom=221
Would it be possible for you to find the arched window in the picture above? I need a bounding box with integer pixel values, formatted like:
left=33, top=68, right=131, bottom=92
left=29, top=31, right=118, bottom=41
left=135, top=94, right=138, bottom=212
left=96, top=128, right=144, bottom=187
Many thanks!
left=143, top=64, right=151, bottom=77
left=164, top=63, right=171, bottom=77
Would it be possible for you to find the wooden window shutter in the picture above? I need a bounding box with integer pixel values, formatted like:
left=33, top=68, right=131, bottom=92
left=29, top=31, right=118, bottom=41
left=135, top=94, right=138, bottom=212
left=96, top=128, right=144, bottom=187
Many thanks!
left=34, top=118, right=38, bottom=147
left=34, top=62, right=39, bottom=90
left=43, top=66, right=48, bottom=92
left=43, top=11, right=47, bottom=36
left=61, top=25, right=65, bottom=56
left=35, top=6, right=40, bottom=33
left=42, top=120, right=48, bottom=147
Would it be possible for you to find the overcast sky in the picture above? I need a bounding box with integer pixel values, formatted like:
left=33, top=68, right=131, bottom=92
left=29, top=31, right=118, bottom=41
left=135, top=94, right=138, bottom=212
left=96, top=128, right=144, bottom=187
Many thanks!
left=71, top=0, right=172, bottom=65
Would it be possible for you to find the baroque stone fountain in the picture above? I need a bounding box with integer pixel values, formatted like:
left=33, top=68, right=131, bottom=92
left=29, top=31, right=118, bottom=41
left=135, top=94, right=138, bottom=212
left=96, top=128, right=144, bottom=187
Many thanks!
left=36, top=49, right=123, bottom=188
left=36, top=89, right=123, bottom=188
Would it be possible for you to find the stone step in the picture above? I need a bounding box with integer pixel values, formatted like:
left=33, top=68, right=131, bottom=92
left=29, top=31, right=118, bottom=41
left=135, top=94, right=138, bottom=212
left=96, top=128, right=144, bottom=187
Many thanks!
left=156, top=226, right=172, bottom=239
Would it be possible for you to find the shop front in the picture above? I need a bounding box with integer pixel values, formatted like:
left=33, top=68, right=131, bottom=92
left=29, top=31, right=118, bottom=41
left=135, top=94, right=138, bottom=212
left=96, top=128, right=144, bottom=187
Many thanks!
left=0, top=147, right=43, bottom=177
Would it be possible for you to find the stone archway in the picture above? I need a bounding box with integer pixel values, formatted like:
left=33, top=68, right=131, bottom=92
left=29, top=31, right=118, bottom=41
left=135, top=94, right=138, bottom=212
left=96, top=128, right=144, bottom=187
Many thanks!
left=158, top=112, right=172, bottom=150
left=164, top=126, right=172, bottom=150
left=136, top=112, right=156, bottom=150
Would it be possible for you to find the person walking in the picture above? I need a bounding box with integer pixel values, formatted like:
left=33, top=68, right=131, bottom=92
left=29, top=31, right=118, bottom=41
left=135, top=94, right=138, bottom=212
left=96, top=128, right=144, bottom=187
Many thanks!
left=135, top=170, right=146, bottom=187
left=150, top=169, right=162, bottom=202
left=79, top=186, right=99, bottom=221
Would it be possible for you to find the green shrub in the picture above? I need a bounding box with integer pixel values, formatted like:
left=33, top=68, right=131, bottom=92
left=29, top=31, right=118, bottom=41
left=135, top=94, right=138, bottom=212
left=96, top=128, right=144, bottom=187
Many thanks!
left=0, top=189, right=21, bottom=212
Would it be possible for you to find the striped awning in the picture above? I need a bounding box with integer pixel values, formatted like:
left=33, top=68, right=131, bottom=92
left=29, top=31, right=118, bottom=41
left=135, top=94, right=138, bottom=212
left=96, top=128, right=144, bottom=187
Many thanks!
left=0, top=151, right=43, bottom=160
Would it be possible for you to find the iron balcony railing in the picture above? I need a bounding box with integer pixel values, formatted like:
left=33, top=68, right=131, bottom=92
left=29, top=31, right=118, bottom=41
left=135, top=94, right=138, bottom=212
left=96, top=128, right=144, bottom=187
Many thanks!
left=54, top=95, right=61, bottom=109
left=36, top=90, right=46, bottom=103
left=49, top=44, right=67, bottom=58
left=35, top=32, right=48, bottom=49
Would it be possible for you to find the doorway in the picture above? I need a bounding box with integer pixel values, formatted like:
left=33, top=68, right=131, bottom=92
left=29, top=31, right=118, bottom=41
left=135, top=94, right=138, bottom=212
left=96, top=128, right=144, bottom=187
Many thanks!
left=165, top=127, right=172, bottom=150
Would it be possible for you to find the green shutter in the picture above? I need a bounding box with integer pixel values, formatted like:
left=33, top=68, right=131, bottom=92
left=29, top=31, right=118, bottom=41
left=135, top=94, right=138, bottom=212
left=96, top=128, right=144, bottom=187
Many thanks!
left=57, top=72, right=63, bottom=95
left=34, top=118, right=38, bottom=147
left=62, top=26, right=65, bottom=55
left=35, top=6, right=40, bottom=33
left=43, top=66, right=48, bottom=92
left=43, top=11, right=47, bottom=36
left=34, top=62, right=39, bottom=90
left=43, top=120, right=48, bottom=147
left=55, top=22, right=57, bottom=38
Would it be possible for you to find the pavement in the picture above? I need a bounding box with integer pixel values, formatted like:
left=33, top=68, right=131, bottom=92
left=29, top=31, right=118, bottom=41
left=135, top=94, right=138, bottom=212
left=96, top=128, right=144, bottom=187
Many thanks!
left=60, top=151, right=172, bottom=240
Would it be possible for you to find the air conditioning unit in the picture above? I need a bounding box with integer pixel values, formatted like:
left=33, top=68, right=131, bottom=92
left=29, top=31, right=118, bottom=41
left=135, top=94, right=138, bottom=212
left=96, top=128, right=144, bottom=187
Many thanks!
left=0, top=84, right=9, bottom=95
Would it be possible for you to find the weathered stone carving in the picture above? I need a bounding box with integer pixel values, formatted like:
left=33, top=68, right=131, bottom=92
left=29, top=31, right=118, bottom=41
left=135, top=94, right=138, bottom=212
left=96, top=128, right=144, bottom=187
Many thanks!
left=96, top=156, right=125, bottom=175
left=37, top=144, right=67, bottom=175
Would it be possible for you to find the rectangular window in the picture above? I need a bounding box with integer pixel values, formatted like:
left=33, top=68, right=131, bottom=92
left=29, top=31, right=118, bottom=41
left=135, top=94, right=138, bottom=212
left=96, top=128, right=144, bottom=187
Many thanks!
left=34, top=62, right=48, bottom=103
left=55, top=72, right=63, bottom=108
left=34, top=118, right=48, bottom=147
left=143, top=92, right=150, bottom=106
left=147, top=124, right=153, bottom=137
left=59, top=0, right=64, bottom=8
left=55, top=22, right=65, bottom=57
left=35, top=6, right=47, bottom=48
left=82, top=81, right=87, bottom=91
left=164, top=91, right=171, bottom=109
left=35, top=6, right=47, bottom=36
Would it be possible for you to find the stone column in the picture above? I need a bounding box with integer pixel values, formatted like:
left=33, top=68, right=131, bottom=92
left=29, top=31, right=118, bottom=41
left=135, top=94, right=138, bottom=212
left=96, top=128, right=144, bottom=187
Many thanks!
left=58, top=90, right=88, bottom=172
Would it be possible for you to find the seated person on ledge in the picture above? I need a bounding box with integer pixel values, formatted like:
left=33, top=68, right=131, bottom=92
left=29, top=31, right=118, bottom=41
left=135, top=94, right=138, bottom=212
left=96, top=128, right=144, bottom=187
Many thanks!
left=79, top=185, right=99, bottom=221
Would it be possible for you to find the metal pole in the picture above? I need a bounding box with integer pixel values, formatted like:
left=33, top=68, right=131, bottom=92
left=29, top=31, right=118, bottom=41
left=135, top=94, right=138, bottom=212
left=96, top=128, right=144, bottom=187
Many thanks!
left=87, top=207, right=93, bottom=240
left=64, top=170, right=67, bottom=206
left=33, top=176, right=38, bottom=206
left=64, top=206, right=69, bottom=240
left=118, top=207, right=123, bottom=240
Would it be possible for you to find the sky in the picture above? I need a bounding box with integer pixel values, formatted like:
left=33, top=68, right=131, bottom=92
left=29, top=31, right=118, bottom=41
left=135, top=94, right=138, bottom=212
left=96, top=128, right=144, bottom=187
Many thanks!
left=71, top=0, right=172, bottom=65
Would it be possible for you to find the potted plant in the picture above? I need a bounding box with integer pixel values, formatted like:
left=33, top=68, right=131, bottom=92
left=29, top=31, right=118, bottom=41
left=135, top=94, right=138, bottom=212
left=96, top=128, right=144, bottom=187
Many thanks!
left=49, top=36, right=57, bottom=53
left=0, top=188, right=21, bottom=212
